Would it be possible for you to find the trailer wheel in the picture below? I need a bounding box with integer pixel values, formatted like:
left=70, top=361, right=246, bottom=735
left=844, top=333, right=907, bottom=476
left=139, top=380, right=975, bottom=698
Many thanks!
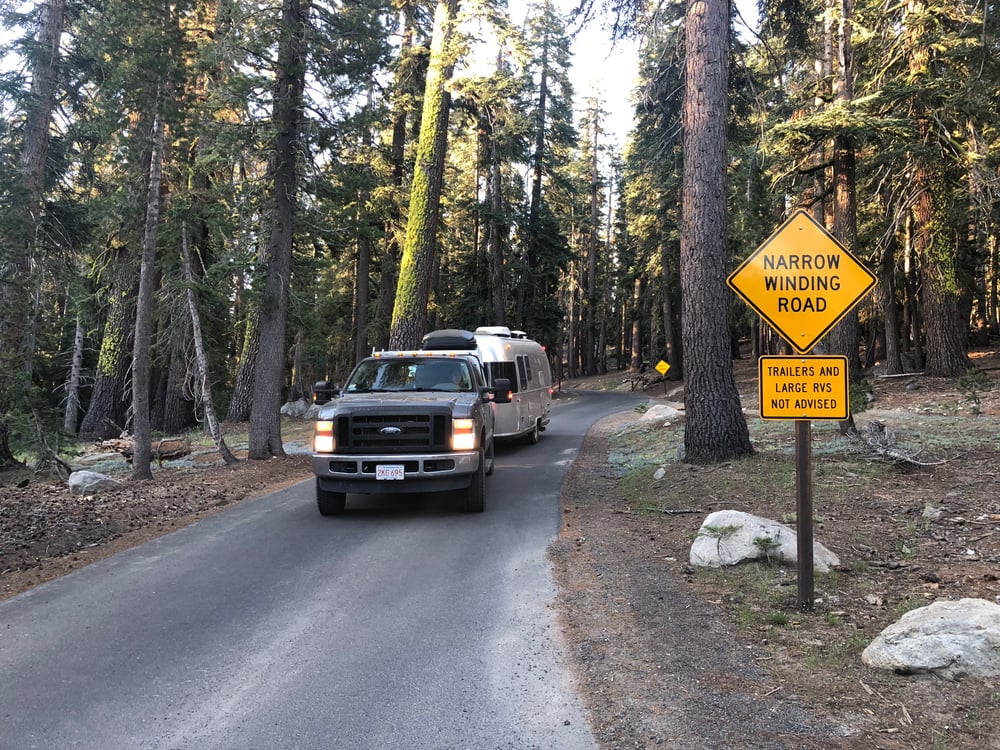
left=525, top=418, right=541, bottom=445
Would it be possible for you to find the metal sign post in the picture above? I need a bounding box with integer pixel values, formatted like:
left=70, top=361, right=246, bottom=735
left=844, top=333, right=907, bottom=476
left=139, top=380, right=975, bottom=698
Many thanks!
left=795, top=418, right=814, bottom=608
left=727, top=210, right=876, bottom=609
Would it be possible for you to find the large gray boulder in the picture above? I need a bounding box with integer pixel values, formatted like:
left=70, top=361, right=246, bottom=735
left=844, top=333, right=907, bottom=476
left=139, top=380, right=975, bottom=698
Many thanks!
left=280, top=398, right=312, bottom=418
left=639, top=403, right=684, bottom=424
left=690, top=509, right=840, bottom=572
left=862, top=598, right=1000, bottom=680
left=68, top=470, right=125, bottom=496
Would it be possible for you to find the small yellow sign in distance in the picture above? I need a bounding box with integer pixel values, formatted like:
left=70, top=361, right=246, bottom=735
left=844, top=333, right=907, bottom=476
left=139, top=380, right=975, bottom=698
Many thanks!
left=758, top=355, right=850, bottom=421
left=655, top=360, right=670, bottom=376
left=728, top=210, right=877, bottom=353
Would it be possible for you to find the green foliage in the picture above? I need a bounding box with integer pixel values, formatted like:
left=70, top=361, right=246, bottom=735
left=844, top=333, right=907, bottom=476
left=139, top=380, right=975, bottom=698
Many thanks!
left=1, top=0, right=998, bottom=448
left=958, top=367, right=991, bottom=415
left=849, top=380, right=873, bottom=417
left=752, top=532, right=783, bottom=564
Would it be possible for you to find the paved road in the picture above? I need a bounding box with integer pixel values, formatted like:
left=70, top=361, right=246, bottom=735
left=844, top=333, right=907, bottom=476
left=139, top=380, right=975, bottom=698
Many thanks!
left=0, top=390, right=642, bottom=750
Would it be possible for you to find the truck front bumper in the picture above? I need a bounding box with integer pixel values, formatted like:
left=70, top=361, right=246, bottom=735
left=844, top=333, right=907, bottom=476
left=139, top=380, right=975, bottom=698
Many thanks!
left=312, top=450, right=479, bottom=495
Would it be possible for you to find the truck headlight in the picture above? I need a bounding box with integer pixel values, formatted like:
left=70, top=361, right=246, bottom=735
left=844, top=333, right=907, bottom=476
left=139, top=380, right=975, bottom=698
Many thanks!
left=452, top=418, right=476, bottom=451
left=314, top=420, right=335, bottom=453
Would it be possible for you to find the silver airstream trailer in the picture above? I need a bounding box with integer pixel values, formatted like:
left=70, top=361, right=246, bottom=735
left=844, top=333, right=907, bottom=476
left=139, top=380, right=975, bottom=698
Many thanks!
left=421, top=326, right=553, bottom=443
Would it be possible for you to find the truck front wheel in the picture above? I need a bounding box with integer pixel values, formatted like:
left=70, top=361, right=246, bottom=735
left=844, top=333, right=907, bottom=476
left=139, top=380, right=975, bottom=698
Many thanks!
left=317, top=481, right=347, bottom=516
left=464, top=449, right=486, bottom=513
left=485, top=436, right=495, bottom=476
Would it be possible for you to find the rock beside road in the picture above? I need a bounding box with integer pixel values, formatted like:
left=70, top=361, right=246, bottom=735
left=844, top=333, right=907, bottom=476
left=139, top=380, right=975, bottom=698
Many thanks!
left=862, top=598, right=1000, bottom=680
left=68, top=470, right=125, bottom=496
left=689, top=509, right=841, bottom=572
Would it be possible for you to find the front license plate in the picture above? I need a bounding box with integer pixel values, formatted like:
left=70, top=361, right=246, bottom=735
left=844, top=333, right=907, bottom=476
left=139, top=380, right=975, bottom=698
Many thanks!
left=376, top=464, right=405, bottom=480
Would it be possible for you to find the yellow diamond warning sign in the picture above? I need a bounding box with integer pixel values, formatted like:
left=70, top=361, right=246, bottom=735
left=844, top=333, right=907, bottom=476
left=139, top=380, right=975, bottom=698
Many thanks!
left=728, top=210, right=876, bottom=353
left=758, top=355, right=849, bottom=420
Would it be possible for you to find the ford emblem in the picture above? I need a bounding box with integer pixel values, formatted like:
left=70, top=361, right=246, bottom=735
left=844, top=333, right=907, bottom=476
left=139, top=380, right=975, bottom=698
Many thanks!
left=380, top=426, right=403, bottom=435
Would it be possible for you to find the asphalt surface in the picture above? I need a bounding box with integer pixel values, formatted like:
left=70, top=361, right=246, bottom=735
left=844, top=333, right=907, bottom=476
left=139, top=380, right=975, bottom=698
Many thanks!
left=0, top=389, right=642, bottom=750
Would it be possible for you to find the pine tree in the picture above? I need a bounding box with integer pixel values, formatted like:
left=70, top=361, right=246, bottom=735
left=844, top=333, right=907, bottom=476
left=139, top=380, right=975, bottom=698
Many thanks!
left=680, top=0, right=753, bottom=462
left=389, top=0, right=461, bottom=349
left=248, top=0, right=311, bottom=459
left=0, top=0, right=67, bottom=468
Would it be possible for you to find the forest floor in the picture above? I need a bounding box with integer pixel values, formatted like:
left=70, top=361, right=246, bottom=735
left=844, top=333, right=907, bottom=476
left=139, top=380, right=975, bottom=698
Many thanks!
left=553, top=349, right=1000, bottom=749
left=2, top=350, right=1000, bottom=749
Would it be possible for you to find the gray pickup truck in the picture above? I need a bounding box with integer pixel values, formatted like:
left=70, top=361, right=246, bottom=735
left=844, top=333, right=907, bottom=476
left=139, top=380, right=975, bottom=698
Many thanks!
left=311, top=331, right=511, bottom=515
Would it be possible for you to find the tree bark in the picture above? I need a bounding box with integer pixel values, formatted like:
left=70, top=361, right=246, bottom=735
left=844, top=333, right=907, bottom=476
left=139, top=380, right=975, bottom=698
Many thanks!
left=483, top=105, right=507, bottom=325
left=878, top=241, right=903, bottom=374
left=63, top=313, right=85, bottom=434
left=520, top=20, right=549, bottom=330
left=182, top=226, right=237, bottom=465
left=354, top=85, right=375, bottom=364
left=0, top=0, right=66, bottom=468
left=79, top=250, right=139, bottom=441
left=132, top=109, right=166, bottom=480
left=661, top=241, right=681, bottom=378
left=389, top=0, right=460, bottom=349
left=630, top=277, right=642, bottom=371
left=680, top=0, right=753, bottom=463
left=248, top=0, right=310, bottom=459
left=828, top=0, right=862, bottom=432
left=585, top=119, right=599, bottom=376
left=905, top=0, right=969, bottom=377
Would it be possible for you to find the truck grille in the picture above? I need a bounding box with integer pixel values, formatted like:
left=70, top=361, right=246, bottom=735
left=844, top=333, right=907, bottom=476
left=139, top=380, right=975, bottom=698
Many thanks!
left=336, top=410, right=451, bottom=453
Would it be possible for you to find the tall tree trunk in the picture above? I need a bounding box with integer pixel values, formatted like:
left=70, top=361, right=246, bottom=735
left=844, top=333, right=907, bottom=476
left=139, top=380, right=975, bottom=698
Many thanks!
left=160, top=321, right=196, bottom=434
left=630, top=277, right=642, bottom=371
left=0, top=0, right=66, bottom=468
left=132, top=109, right=166, bottom=480
left=182, top=226, right=237, bottom=465
left=389, top=0, right=460, bottom=349
left=227, top=310, right=259, bottom=422
left=878, top=240, right=903, bottom=374
left=681, top=0, right=753, bottom=463
left=585, top=120, right=599, bottom=375
left=521, top=27, right=549, bottom=330
left=79, top=251, right=139, bottom=441
left=483, top=103, right=506, bottom=324
left=63, top=313, right=85, bottom=434
left=248, top=0, right=310, bottom=459
left=354, top=85, right=375, bottom=364
left=661, top=241, right=681, bottom=377
left=827, top=0, right=862, bottom=432
left=906, top=0, right=969, bottom=377
left=374, top=3, right=418, bottom=350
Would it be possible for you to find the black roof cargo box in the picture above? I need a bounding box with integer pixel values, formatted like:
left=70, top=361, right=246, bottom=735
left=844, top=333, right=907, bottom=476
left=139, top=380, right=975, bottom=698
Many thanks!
left=421, top=329, right=477, bottom=350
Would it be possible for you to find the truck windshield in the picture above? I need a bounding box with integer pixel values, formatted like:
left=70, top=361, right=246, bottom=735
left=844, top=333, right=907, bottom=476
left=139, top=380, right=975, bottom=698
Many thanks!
left=344, top=359, right=473, bottom=393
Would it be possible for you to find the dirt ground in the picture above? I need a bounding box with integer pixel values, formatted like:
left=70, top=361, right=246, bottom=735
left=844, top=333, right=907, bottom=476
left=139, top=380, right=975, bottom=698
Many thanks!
left=554, top=349, right=1000, bottom=749
left=2, top=351, right=1000, bottom=749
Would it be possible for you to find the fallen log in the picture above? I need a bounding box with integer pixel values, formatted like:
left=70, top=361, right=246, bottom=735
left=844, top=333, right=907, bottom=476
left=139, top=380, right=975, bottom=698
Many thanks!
left=100, top=437, right=191, bottom=463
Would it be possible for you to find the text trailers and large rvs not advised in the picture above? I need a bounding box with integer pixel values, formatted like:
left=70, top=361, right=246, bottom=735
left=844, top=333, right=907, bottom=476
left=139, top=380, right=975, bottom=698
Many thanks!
left=310, top=327, right=553, bottom=515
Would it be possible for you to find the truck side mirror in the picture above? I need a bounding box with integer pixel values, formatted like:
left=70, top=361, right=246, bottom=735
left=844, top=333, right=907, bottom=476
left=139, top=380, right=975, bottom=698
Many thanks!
left=491, top=377, right=512, bottom=404
left=313, top=380, right=339, bottom=405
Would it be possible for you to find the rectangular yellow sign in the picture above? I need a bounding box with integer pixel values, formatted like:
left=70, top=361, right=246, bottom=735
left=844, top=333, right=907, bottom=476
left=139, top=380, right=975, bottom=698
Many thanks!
left=758, top=355, right=850, bottom=421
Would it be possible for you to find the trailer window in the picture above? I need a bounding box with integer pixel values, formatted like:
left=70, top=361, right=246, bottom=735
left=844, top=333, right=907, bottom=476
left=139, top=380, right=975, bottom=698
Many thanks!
left=487, top=361, right=519, bottom=393
left=520, top=355, right=533, bottom=383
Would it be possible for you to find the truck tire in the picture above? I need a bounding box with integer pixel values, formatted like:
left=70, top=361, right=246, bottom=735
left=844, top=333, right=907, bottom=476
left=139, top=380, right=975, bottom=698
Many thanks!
left=464, top=449, right=486, bottom=513
left=317, top=481, right=347, bottom=516
left=485, top=436, right=495, bottom=476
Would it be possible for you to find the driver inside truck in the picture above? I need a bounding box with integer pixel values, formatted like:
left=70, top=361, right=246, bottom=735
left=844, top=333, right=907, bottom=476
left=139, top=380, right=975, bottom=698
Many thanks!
left=417, top=361, right=470, bottom=391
